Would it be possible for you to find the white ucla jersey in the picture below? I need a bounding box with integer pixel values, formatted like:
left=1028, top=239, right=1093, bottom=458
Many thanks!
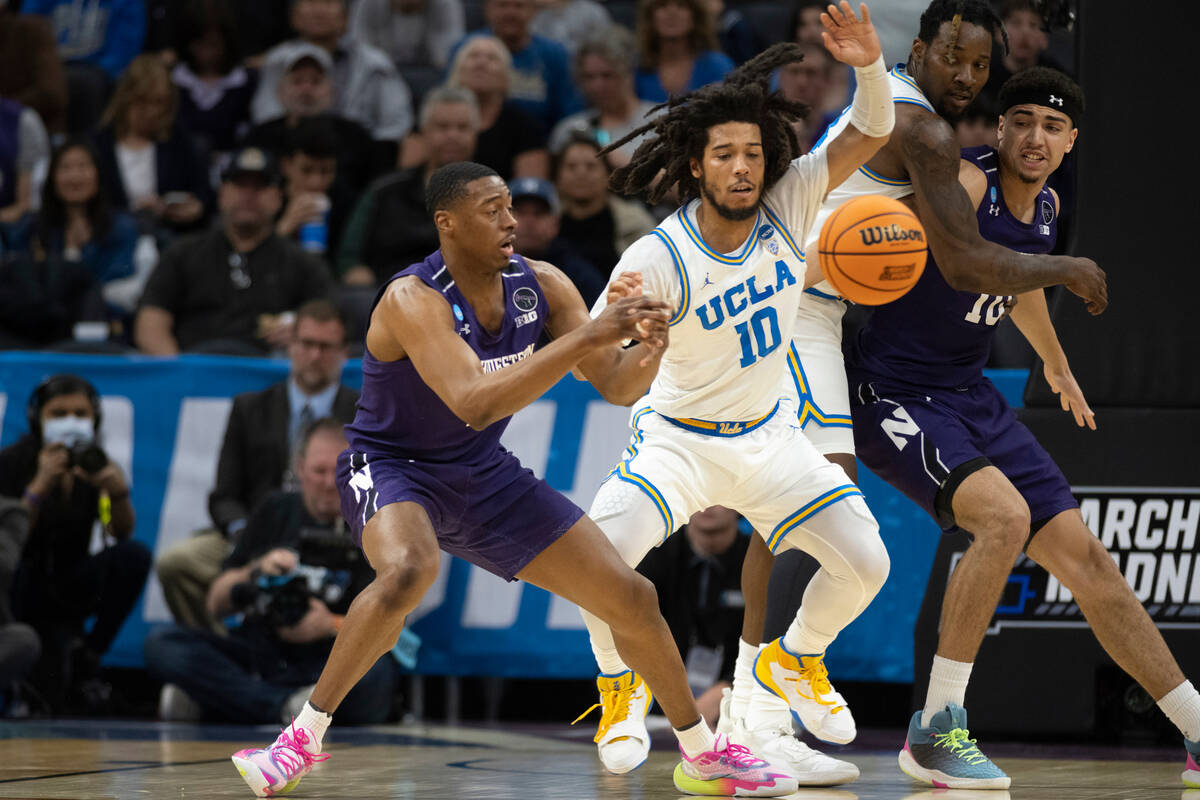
left=801, top=63, right=935, bottom=303
left=593, top=149, right=829, bottom=424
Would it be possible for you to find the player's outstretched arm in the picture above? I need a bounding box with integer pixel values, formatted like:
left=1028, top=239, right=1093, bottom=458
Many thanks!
left=820, top=2, right=893, bottom=192
left=530, top=261, right=669, bottom=406
left=373, top=276, right=670, bottom=429
left=903, top=109, right=1107, bottom=313
left=1008, top=287, right=1096, bottom=430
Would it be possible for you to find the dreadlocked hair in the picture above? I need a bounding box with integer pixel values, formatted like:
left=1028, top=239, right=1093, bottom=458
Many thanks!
left=603, top=43, right=810, bottom=206
left=918, top=0, right=1009, bottom=55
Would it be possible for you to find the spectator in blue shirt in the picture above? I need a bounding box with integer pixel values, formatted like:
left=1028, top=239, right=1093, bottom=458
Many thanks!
left=21, top=0, right=145, bottom=80
left=450, top=0, right=583, bottom=133
left=633, top=0, right=733, bottom=103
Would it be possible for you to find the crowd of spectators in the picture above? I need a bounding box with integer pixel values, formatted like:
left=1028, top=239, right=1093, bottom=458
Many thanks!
left=0, top=0, right=1069, bottom=719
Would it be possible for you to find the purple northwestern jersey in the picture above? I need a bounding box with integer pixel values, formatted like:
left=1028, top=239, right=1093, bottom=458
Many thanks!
left=849, top=145, right=1058, bottom=389
left=345, top=250, right=549, bottom=463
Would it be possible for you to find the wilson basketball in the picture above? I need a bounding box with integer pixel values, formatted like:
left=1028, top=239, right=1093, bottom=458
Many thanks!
left=817, top=195, right=928, bottom=305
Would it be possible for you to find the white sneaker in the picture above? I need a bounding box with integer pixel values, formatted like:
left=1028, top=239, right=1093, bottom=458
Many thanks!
left=743, top=722, right=860, bottom=786
left=754, top=638, right=856, bottom=744
left=158, top=683, right=203, bottom=722
left=573, top=671, right=653, bottom=774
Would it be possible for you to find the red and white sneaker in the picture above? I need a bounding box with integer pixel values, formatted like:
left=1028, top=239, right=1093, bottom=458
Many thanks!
left=231, top=721, right=329, bottom=797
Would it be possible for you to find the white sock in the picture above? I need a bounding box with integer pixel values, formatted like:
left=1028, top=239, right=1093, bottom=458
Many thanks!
left=782, top=613, right=833, bottom=657
left=922, top=655, right=974, bottom=728
left=1158, top=680, right=1200, bottom=742
left=675, top=717, right=716, bottom=758
left=592, top=642, right=630, bottom=677
left=728, top=639, right=758, bottom=721
left=294, top=701, right=333, bottom=750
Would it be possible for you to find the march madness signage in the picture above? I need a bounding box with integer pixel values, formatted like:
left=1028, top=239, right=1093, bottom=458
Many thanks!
left=956, top=487, right=1200, bottom=632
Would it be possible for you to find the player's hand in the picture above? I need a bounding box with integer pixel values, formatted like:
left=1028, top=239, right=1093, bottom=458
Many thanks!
left=1064, top=257, right=1107, bottom=315
left=1044, top=363, right=1096, bottom=430
left=277, top=598, right=339, bottom=644
left=607, top=272, right=644, bottom=303
left=591, top=294, right=671, bottom=348
left=820, top=2, right=881, bottom=68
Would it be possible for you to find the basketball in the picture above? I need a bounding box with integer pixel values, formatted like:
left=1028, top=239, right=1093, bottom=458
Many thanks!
left=817, top=195, right=928, bottom=305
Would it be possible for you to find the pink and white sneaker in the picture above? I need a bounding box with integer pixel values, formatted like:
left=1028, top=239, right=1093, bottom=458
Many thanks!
left=673, top=733, right=799, bottom=796
left=231, top=721, right=330, bottom=797
left=1184, top=737, right=1200, bottom=788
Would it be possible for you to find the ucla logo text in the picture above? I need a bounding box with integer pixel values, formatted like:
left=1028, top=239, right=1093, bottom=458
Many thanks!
left=695, top=259, right=797, bottom=330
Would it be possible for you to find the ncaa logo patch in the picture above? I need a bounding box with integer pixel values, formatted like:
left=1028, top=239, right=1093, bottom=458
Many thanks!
left=513, top=286, right=538, bottom=312
left=1040, top=199, right=1054, bottom=225
left=452, top=303, right=464, bottom=321
left=757, top=224, right=775, bottom=241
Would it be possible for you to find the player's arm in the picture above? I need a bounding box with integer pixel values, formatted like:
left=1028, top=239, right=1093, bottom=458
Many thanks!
left=819, top=2, right=892, bottom=193
left=531, top=261, right=668, bottom=406
left=900, top=108, right=1107, bottom=312
left=373, top=276, right=670, bottom=430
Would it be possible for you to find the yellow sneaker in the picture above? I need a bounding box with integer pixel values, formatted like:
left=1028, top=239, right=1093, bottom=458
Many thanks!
left=754, top=639, right=855, bottom=744
left=572, top=670, right=654, bottom=774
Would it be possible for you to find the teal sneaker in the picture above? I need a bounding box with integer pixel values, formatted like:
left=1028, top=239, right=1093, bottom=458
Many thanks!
left=1184, top=737, right=1200, bottom=788
left=898, top=705, right=1010, bottom=789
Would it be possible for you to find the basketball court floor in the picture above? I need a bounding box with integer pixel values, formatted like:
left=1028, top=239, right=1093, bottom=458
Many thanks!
left=0, top=718, right=1186, bottom=799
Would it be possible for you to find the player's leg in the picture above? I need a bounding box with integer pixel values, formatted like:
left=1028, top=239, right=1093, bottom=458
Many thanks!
left=232, top=500, right=440, bottom=798
left=1026, top=511, right=1200, bottom=786
left=519, top=514, right=798, bottom=797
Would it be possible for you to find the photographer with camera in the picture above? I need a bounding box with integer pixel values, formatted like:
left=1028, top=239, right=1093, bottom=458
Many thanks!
left=144, top=418, right=397, bottom=724
left=0, top=374, right=151, bottom=713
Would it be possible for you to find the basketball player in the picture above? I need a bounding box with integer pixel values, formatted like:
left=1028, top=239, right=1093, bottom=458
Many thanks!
left=576, top=3, right=893, bottom=786
left=848, top=66, right=1200, bottom=789
left=229, top=162, right=801, bottom=798
left=716, top=0, right=1108, bottom=777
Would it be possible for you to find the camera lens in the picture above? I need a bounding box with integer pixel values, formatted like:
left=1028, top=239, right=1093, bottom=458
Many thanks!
left=72, top=444, right=109, bottom=474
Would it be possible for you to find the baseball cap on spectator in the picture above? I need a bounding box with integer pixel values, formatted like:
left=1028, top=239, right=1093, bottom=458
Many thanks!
left=222, top=146, right=283, bottom=186
left=509, top=177, right=560, bottom=215
left=280, top=41, right=334, bottom=74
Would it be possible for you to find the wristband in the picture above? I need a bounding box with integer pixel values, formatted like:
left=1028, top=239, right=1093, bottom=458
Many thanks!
left=849, top=55, right=894, bottom=138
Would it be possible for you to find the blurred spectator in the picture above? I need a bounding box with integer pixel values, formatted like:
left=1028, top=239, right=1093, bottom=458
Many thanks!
left=981, top=0, right=1068, bottom=108
left=0, top=3, right=68, bottom=135
left=274, top=117, right=353, bottom=266
left=349, top=0, right=464, bottom=69
left=0, top=499, right=40, bottom=690
left=704, top=0, right=758, bottom=66
left=4, top=138, right=146, bottom=320
left=339, top=86, right=480, bottom=287
left=954, top=100, right=999, bottom=149
left=776, top=43, right=840, bottom=152
left=146, top=0, right=293, bottom=70
left=790, top=0, right=849, bottom=115
left=634, top=0, right=733, bottom=103
left=144, top=419, right=397, bottom=724
left=0, top=375, right=151, bottom=713
left=637, top=505, right=747, bottom=727
left=252, top=0, right=414, bottom=145
left=548, top=26, right=659, bottom=169
left=21, top=0, right=145, bottom=80
left=240, top=46, right=387, bottom=195
left=442, top=36, right=549, bottom=179
left=531, top=0, right=611, bottom=56
left=509, top=176, right=603, bottom=303
left=554, top=132, right=655, bottom=304
left=0, top=98, right=51, bottom=229
left=156, top=300, right=357, bottom=633
left=0, top=246, right=105, bottom=350
left=133, top=146, right=333, bottom=356
left=93, top=54, right=211, bottom=234
left=170, top=0, right=258, bottom=166
left=451, top=0, right=583, bottom=132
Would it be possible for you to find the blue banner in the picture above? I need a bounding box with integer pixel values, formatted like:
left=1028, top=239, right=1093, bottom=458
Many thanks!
left=0, top=353, right=1027, bottom=682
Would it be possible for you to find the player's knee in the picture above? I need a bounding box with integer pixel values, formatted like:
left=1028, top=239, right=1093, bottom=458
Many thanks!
left=607, top=571, right=660, bottom=632
left=855, top=533, right=891, bottom=596
left=371, top=552, right=439, bottom=613
left=974, top=499, right=1030, bottom=551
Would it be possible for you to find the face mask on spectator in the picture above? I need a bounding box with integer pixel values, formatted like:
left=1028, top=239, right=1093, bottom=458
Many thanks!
left=43, top=416, right=95, bottom=449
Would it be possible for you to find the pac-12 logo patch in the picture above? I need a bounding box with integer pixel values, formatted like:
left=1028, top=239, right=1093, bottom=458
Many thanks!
left=1040, top=199, right=1054, bottom=225
left=513, top=286, right=538, bottom=312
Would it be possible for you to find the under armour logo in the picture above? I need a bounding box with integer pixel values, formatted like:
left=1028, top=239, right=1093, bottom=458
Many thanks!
left=988, top=204, right=1000, bottom=216
left=1049, top=94, right=1063, bottom=106
left=460, top=323, right=471, bottom=337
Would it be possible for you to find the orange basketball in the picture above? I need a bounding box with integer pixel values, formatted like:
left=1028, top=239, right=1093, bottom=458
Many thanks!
left=817, top=195, right=928, bottom=305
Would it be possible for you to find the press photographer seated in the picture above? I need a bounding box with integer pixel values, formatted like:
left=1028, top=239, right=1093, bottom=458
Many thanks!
left=143, top=418, right=398, bottom=724
left=0, top=374, right=151, bottom=713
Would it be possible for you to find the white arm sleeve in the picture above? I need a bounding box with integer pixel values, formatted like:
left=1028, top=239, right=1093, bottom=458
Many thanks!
left=762, top=147, right=831, bottom=253
left=590, top=233, right=683, bottom=321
